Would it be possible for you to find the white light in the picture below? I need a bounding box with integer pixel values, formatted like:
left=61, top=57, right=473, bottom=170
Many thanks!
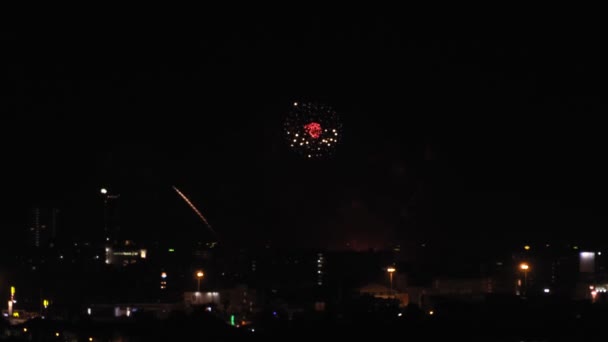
left=87, top=308, right=92, bottom=315
left=398, top=313, right=403, bottom=317
left=544, top=288, right=550, bottom=293
left=581, top=252, right=595, bottom=259
left=100, top=188, right=108, bottom=195
left=599, top=252, right=602, bottom=256
left=293, top=102, right=298, bottom=106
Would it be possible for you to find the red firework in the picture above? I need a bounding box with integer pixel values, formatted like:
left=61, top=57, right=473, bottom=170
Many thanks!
left=304, top=122, right=322, bottom=139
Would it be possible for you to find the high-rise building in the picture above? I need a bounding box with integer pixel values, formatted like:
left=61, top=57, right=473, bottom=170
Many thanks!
left=28, top=207, right=58, bottom=248
left=101, top=188, right=121, bottom=244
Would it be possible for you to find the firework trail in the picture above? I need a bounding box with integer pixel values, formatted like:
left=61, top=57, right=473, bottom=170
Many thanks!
left=172, top=186, right=218, bottom=237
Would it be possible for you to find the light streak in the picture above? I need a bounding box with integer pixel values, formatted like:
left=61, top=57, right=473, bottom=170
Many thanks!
left=173, top=186, right=217, bottom=237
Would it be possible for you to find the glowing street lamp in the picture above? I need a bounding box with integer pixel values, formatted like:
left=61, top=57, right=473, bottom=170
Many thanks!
left=100, top=188, right=109, bottom=244
left=196, top=271, right=204, bottom=292
left=520, top=263, right=530, bottom=296
left=387, top=267, right=396, bottom=297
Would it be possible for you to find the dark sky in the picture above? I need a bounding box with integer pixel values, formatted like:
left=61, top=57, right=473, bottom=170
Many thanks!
left=2, top=18, right=608, bottom=251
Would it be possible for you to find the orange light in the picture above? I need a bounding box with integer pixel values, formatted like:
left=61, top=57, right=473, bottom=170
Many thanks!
left=387, top=267, right=396, bottom=273
left=196, top=271, right=204, bottom=278
left=519, top=263, right=529, bottom=270
left=524, top=245, right=531, bottom=251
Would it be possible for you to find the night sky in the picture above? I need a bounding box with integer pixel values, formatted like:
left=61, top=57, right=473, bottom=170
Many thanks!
left=2, top=18, right=608, bottom=252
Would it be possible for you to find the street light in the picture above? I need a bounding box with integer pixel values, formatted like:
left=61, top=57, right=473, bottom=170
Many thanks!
left=520, top=263, right=530, bottom=296
left=100, top=188, right=109, bottom=244
left=387, top=267, right=396, bottom=298
left=196, top=271, right=204, bottom=292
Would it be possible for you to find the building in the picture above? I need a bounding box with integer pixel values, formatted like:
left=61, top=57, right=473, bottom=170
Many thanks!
left=358, top=283, right=409, bottom=307
left=512, top=243, right=581, bottom=297
left=28, top=207, right=58, bottom=248
left=100, top=188, right=121, bottom=244
left=105, top=246, right=148, bottom=266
